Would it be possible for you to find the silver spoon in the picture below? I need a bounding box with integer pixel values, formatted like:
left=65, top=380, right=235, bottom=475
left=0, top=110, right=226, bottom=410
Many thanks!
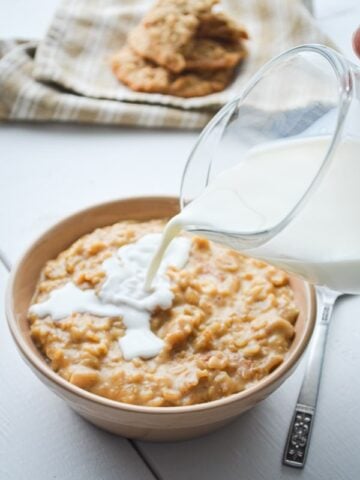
left=283, top=285, right=343, bottom=468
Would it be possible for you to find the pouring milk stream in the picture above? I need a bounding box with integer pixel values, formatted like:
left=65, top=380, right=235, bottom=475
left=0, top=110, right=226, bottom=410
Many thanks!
left=146, top=136, right=360, bottom=294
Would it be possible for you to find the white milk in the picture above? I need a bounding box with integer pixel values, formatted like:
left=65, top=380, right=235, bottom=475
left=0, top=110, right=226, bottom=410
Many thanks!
left=146, top=137, right=360, bottom=293
left=30, top=233, right=191, bottom=360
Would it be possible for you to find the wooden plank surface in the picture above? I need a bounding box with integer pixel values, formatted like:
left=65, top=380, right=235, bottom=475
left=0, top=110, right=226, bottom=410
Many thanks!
left=1, top=0, right=360, bottom=479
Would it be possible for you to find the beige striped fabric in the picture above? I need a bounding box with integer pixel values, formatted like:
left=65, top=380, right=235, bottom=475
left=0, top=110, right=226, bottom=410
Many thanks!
left=0, top=0, right=336, bottom=129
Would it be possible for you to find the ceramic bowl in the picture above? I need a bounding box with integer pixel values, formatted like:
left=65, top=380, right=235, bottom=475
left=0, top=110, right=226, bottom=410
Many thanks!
left=6, top=196, right=316, bottom=441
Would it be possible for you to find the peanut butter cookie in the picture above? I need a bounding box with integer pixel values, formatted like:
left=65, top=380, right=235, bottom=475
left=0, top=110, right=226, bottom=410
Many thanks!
left=169, top=66, right=234, bottom=97
left=112, top=46, right=234, bottom=97
left=128, top=0, right=219, bottom=73
left=197, top=11, right=249, bottom=42
left=183, top=38, right=247, bottom=71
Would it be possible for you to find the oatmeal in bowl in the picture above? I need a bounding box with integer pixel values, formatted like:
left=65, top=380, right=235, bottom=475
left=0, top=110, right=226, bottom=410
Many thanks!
left=6, top=197, right=316, bottom=440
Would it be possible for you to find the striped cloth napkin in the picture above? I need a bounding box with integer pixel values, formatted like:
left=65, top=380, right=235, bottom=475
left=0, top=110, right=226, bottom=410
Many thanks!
left=0, top=0, right=335, bottom=129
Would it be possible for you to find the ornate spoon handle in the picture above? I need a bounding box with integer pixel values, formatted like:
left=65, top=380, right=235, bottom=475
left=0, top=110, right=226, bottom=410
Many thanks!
left=283, top=286, right=340, bottom=468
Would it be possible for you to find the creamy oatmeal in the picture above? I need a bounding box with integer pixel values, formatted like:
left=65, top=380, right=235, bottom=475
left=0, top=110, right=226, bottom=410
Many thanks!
left=29, top=219, right=299, bottom=407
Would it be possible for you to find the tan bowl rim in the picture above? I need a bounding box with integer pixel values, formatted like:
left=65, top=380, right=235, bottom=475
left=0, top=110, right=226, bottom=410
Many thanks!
left=6, top=195, right=317, bottom=415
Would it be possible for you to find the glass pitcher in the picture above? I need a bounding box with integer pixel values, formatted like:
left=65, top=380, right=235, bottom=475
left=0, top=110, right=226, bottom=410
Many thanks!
left=179, top=44, right=360, bottom=293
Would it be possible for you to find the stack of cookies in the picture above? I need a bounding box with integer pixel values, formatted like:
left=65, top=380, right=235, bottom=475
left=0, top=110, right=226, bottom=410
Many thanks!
left=112, top=0, right=248, bottom=98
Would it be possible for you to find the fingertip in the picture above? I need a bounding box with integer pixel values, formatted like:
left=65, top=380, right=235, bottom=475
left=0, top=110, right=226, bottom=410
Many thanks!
left=352, top=26, right=360, bottom=58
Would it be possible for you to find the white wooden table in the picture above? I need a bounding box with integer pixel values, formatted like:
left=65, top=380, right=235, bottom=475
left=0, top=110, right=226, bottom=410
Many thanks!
left=1, top=1, right=360, bottom=479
